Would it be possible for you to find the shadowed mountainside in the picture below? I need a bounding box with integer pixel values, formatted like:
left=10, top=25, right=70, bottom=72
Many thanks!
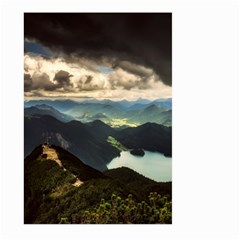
left=115, top=122, right=172, bottom=157
left=25, top=115, right=172, bottom=171
left=24, top=115, right=120, bottom=171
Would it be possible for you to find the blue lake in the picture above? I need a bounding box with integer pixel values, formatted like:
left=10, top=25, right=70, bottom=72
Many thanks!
left=107, top=150, right=172, bottom=182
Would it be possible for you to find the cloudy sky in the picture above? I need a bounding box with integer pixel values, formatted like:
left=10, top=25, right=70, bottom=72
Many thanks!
left=24, top=13, right=172, bottom=100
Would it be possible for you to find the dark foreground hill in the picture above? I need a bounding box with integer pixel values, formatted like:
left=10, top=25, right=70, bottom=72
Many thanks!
left=105, top=167, right=172, bottom=198
left=25, top=145, right=172, bottom=224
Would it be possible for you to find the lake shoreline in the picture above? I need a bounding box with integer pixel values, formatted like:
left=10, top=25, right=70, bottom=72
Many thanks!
left=107, top=150, right=172, bottom=182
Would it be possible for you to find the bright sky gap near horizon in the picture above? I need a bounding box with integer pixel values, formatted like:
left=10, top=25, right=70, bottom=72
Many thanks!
left=24, top=13, right=172, bottom=100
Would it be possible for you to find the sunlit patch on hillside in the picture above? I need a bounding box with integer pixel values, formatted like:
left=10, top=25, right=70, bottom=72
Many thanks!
left=106, top=118, right=139, bottom=128
left=107, top=136, right=128, bottom=151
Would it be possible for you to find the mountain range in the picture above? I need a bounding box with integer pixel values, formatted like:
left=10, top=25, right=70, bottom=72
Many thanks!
left=24, top=114, right=172, bottom=171
left=24, top=104, right=74, bottom=122
left=24, top=98, right=172, bottom=127
left=24, top=99, right=79, bottom=112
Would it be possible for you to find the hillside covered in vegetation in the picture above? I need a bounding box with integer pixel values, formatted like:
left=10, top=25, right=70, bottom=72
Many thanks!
left=24, top=145, right=172, bottom=224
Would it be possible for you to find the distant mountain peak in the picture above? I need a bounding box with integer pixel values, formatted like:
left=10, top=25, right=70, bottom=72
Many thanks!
left=91, top=119, right=105, bottom=125
left=25, top=104, right=74, bottom=123
left=144, top=104, right=159, bottom=110
left=35, top=104, right=55, bottom=109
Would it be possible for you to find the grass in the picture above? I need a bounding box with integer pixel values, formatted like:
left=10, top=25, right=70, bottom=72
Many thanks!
left=49, top=184, right=74, bottom=199
left=107, top=136, right=128, bottom=151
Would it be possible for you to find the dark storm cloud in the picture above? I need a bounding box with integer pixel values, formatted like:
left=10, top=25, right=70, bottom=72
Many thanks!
left=53, top=70, right=73, bottom=89
left=24, top=72, right=58, bottom=92
left=25, top=70, right=74, bottom=92
left=24, top=73, right=32, bottom=91
left=115, top=61, right=154, bottom=79
left=24, top=13, right=172, bottom=86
